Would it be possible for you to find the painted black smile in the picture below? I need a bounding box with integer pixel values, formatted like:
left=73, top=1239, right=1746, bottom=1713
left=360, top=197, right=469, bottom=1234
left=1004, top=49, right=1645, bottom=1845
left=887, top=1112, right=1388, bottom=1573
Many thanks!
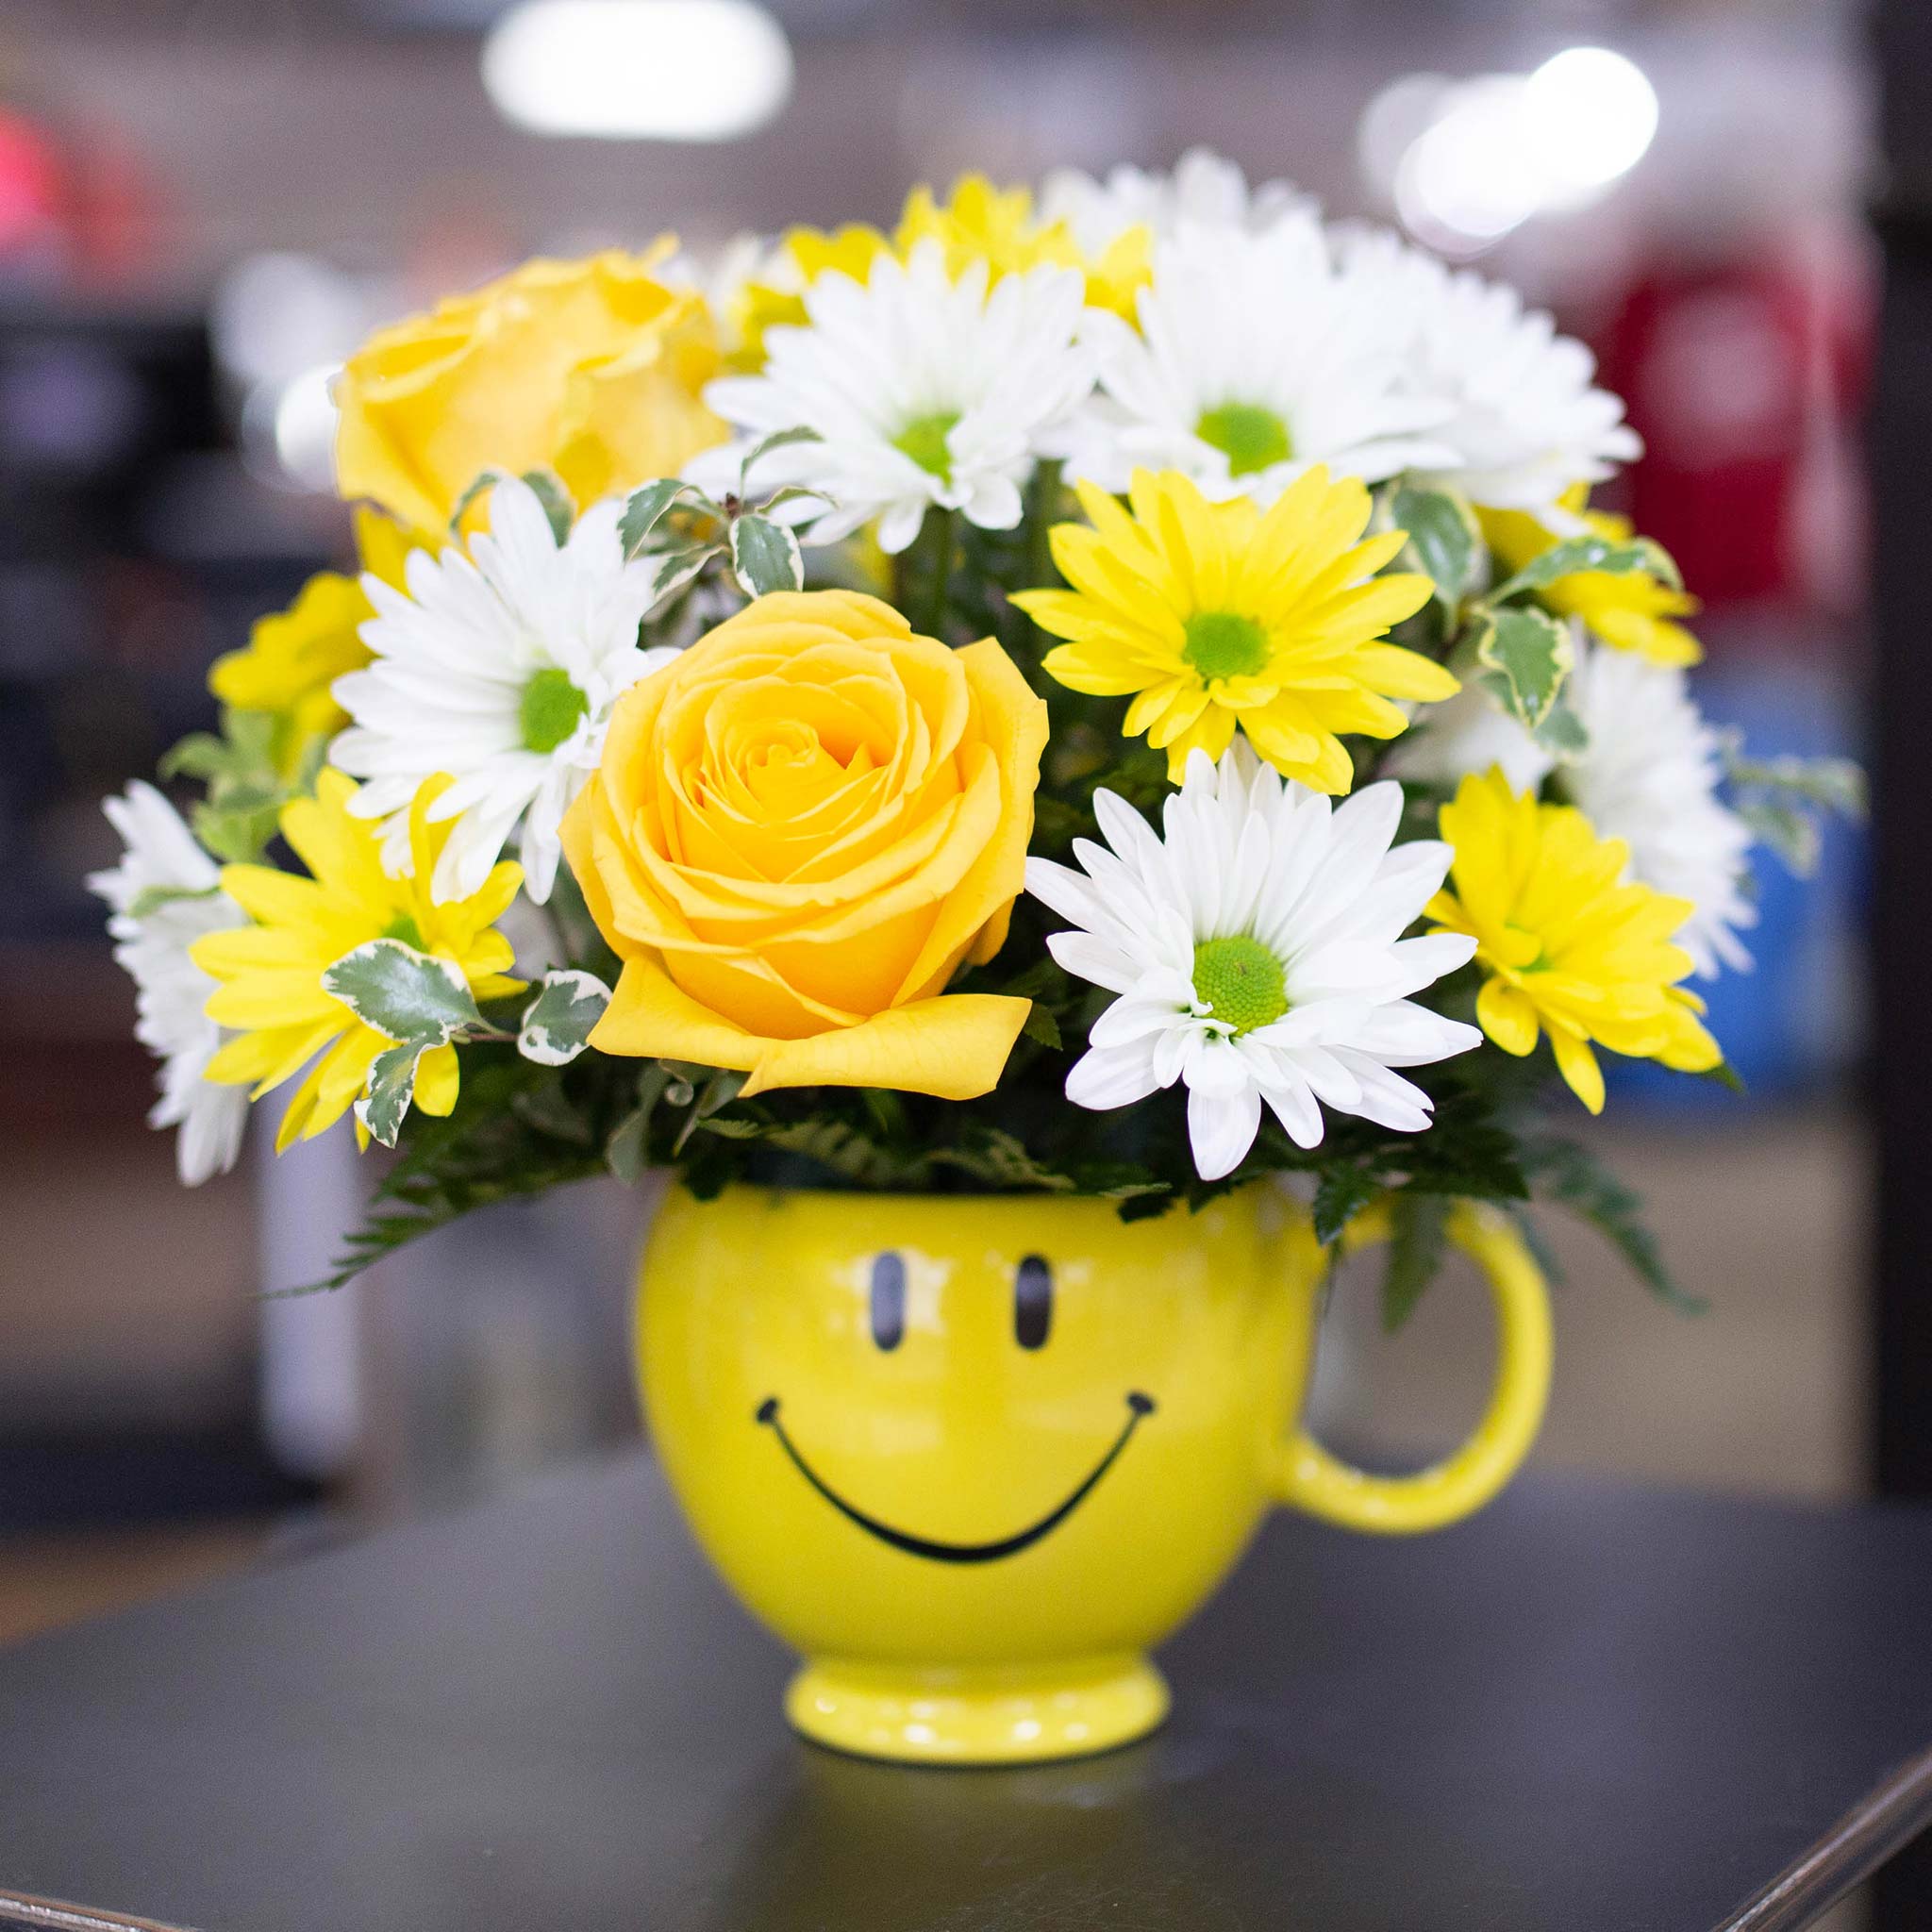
left=754, top=1391, right=1156, bottom=1565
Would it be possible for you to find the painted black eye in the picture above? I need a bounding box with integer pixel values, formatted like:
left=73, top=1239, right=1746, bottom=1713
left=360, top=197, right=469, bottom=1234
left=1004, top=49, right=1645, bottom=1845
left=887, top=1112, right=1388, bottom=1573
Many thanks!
left=1014, top=1255, right=1053, bottom=1350
left=869, top=1252, right=906, bottom=1352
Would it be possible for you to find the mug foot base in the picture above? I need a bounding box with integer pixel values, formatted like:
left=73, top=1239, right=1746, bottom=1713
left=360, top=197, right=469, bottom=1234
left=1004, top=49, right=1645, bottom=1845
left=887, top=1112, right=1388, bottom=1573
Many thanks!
left=785, top=1654, right=1170, bottom=1765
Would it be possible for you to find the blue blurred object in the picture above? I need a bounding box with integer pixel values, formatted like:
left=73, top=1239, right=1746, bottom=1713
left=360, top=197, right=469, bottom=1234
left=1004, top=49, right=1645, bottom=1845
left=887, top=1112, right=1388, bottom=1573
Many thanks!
left=1604, top=655, right=1865, bottom=1112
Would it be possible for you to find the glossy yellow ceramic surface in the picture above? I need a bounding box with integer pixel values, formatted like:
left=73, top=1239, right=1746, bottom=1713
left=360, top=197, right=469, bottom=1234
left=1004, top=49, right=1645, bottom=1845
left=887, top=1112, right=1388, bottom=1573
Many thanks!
left=637, top=1184, right=1551, bottom=1765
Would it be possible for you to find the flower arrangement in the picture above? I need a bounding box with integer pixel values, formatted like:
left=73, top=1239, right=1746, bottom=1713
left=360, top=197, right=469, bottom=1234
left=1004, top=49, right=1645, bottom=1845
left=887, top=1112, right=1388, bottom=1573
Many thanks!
left=92, top=151, right=1860, bottom=1314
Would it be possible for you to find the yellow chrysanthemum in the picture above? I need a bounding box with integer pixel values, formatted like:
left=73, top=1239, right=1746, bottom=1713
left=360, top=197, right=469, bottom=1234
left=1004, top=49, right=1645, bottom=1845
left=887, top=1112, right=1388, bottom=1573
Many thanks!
left=1426, top=766, right=1722, bottom=1114
left=1481, top=486, right=1702, bottom=668
left=729, top=223, right=891, bottom=370
left=1015, top=467, right=1453, bottom=788
left=208, top=510, right=428, bottom=776
left=191, top=770, right=524, bottom=1153
left=896, top=174, right=1149, bottom=320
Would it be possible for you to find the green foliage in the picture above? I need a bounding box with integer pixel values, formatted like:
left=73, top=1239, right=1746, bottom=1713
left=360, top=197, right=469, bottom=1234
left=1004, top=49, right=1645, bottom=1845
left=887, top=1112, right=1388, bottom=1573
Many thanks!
left=1382, top=1191, right=1451, bottom=1333
left=1390, top=483, right=1481, bottom=616
left=159, top=708, right=314, bottom=865
left=1490, top=532, right=1668, bottom=603
left=1520, top=1135, right=1706, bottom=1313
left=517, top=970, right=610, bottom=1067
left=729, top=513, right=805, bottom=597
left=1468, top=606, right=1574, bottom=729
left=619, top=477, right=703, bottom=558
left=322, top=940, right=483, bottom=1044
left=1724, top=745, right=1865, bottom=879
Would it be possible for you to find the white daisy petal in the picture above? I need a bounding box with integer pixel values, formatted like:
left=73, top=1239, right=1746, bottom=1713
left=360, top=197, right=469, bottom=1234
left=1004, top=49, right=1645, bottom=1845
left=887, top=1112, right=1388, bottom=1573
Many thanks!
left=1027, top=745, right=1481, bottom=1180
left=329, top=475, right=668, bottom=904
left=88, top=783, right=248, bottom=1186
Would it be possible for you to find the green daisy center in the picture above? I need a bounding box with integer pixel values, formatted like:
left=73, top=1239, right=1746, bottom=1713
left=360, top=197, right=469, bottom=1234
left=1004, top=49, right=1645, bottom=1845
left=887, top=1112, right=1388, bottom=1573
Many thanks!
left=520, top=667, right=591, bottom=755
left=382, top=911, right=426, bottom=951
left=1182, top=610, right=1272, bottom=682
left=1191, top=935, right=1289, bottom=1035
left=893, top=409, right=961, bottom=481
left=1195, top=402, right=1291, bottom=477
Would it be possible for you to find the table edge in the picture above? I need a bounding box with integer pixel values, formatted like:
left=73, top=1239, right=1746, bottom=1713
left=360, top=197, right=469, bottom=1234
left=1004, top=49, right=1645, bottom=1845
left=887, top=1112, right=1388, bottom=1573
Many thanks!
left=1716, top=1743, right=1932, bottom=1931
left=0, top=1893, right=194, bottom=1932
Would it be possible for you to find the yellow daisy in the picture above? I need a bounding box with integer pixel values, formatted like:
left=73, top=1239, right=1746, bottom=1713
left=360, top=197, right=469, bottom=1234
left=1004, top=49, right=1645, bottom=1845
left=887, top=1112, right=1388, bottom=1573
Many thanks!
left=728, top=223, right=891, bottom=370
left=1015, top=466, right=1453, bottom=788
left=191, top=770, right=524, bottom=1152
left=208, top=509, right=429, bottom=776
left=1481, top=486, right=1702, bottom=668
left=897, top=174, right=1149, bottom=320
left=1426, top=766, right=1722, bottom=1113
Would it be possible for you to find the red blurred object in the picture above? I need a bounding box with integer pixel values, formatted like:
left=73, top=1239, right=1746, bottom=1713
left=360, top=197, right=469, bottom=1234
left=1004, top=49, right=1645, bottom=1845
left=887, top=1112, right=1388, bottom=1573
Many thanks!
left=0, top=107, right=66, bottom=257
left=1595, top=222, right=1872, bottom=621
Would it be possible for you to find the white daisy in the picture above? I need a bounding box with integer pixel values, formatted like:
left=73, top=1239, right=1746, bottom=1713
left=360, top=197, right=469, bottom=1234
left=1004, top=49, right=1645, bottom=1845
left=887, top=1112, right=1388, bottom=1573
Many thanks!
left=330, top=474, right=672, bottom=905
left=1026, top=744, right=1481, bottom=1181
left=697, top=242, right=1093, bottom=556
left=1341, top=228, right=1640, bottom=512
left=88, top=783, right=248, bottom=1186
left=1561, top=642, right=1757, bottom=978
left=1066, top=217, right=1457, bottom=506
left=1038, top=146, right=1315, bottom=253
left=1383, top=684, right=1557, bottom=797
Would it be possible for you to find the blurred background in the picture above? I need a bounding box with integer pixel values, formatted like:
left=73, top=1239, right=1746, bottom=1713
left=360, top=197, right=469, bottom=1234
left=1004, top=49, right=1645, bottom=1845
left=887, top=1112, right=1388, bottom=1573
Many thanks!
left=0, top=0, right=1881, bottom=1716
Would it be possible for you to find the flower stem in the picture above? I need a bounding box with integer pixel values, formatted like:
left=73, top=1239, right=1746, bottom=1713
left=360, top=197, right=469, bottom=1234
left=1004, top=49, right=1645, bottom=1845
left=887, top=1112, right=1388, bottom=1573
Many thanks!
left=919, top=508, right=957, bottom=641
left=1026, top=460, right=1062, bottom=591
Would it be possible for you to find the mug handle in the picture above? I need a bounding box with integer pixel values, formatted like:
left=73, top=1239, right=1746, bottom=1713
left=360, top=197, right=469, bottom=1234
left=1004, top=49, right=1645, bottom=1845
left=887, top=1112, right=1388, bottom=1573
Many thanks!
left=1272, top=1199, right=1554, bottom=1534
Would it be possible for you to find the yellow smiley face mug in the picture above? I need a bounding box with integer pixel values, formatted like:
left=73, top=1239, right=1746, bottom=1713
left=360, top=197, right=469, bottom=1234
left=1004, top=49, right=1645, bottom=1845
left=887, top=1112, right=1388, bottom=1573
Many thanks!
left=638, top=1182, right=1552, bottom=1766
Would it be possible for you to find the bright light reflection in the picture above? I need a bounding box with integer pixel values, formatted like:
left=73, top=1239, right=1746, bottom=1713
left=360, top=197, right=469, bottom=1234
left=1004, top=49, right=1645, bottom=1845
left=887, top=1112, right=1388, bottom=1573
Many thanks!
left=482, top=0, right=793, bottom=142
left=1396, top=77, right=1542, bottom=247
left=1523, top=46, right=1659, bottom=198
left=272, top=364, right=341, bottom=493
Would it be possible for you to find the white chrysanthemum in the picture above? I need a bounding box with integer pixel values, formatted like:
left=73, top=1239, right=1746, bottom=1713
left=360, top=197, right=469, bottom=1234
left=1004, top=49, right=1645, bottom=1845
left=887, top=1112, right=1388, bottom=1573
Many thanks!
left=1384, top=685, right=1558, bottom=798
left=1067, top=217, right=1457, bottom=506
left=698, top=242, right=1093, bottom=555
left=331, top=475, right=672, bottom=906
left=1039, top=146, right=1315, bottom=253
left=88, top=783, right=248, bottom=1186
left=1562, top=644, right=1757, bottom=978
left=1341, top=229, right=1640, bottom=512
left=1026, top=745, right=1481, bottom=1180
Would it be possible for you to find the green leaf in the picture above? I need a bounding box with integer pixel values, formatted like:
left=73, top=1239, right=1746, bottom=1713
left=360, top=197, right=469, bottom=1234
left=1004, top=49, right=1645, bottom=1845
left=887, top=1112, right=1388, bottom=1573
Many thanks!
left=673, top=1068, right=748, bottom=1155
left=1521, top=1136, right=1706, bottom=1313
left=1530, top=691, right=1591, bottom=758
left=648, top=539, right=722, bottom=604
left=1735, top=799, right=1821, bottom=878
left=1474, top=605, right=1574, bottom=728
left=192, top=797, right=283, bottom=866
left=739, top=425, right=822, bottom=492
left=448, top=468, right=507, bottom=534
left=729, top=513, right=805, bottom=597
left=517, top=969, right=610, bottom=1067
left=1391, top=484, right=1481, bottom=607
left=355, top=1041, right=424, bottom=1150
left=158, top=731, right=234, bottom=783
left=126, top=881, right=222, bottom=920
left=1382, top=1191, right=1450, bottom=1334
left=321, top=939, right=483, bottom=1046
left=1021, top=1002, right=1062, bottom=1050
left=519, top=469, right=575, bottom=544
left=619, top=477, right=704, bottom=558
left=607, top=1063, right=675, bottom=1185
left=1312, top=1165, right=1382, bottom=1247
left=1490, top=534, right=1658, bottom=603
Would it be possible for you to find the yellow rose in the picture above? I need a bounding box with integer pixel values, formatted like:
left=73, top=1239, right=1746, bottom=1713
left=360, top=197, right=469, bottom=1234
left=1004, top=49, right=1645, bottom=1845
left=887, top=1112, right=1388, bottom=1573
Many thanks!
left=334, top=242, right=727, bottom=533
left=560, top=591, right=1049, bottom=1100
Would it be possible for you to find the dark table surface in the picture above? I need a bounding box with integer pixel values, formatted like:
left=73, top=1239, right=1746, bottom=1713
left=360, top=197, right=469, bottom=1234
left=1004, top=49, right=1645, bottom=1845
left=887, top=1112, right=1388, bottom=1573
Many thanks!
left=2, top=1455, right=1930, bottom=1932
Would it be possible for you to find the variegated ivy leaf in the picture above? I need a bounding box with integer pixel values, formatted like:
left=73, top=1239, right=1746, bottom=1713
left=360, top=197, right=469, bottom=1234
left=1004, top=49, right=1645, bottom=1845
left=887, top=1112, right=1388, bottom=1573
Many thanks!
left=1489, top=532, right=1671, bottom=604
left=739, top=425, right=822, bottom=492
left=126, top=881, right=223, bottom=920
left=650, top=538, right=723, bottom=605
left=1529, top=691, right=1590, bottom=759
left=447, top=468, right=506, bottom=534
left=1469, top=606, right=1574, bottom=730
left=355, top=1041, right=425, bottom=1150
left=620, top=477, right=708, bottom=559
left=322, top=939, right=482, bottom=1046
left=520, top=469, right=576, bottom=544
left=1390, top=483, right=1481, bottom=610
left=518, top=970, right=611, bottom=1067
left=730, top=513, right=804, bottom=598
